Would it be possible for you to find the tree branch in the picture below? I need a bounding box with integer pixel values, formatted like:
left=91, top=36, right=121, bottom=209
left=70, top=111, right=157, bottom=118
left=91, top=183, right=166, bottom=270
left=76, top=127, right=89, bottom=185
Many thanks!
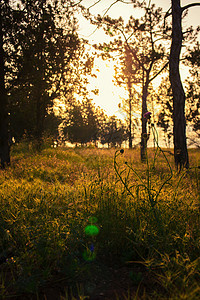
left=149, top=61, right=169, bottom=82
left=163, top=6, right=172, bottom=34
left=148, top=0, right=151, bottom=9
left=181, top=3, right=200, bottom=13
left=102, top=0, right=120, bottom=17
left=71, top=0, right=83, bottom=7
left=87, top=0, right=102, bottom=10
left=119, top=0, right=136, bottom=3
left=84, top=1, right=121, bottom=38
left=164, top=6, right=172, bottom=20
left=187, top=137, right=200, bottom=148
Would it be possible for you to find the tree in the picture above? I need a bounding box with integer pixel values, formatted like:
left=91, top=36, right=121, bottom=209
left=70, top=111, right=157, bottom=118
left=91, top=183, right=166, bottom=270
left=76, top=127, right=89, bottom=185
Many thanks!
left=63, top=99, right=100, bottom=145
left=64, top=100, right=127, bottom=148
left=168, top=0, right=200, bottom=170
left=0, top=0, right=81, bottom=158
left=92, top=2, right=171, bottom=161
left=7, top=0, right=97, bottom=150
left=63, top=101, right=86, bottom=145
left=99, top=115, right=127, bottom=148
left=115, top=46, right=140, bottom=149
left=8, top=0, right=81, bottom=150
left=43, top=110, right=63, bottom=141
left=82, top=99, right=99, bottom=145
left=0, top=1, right=13, bottom=168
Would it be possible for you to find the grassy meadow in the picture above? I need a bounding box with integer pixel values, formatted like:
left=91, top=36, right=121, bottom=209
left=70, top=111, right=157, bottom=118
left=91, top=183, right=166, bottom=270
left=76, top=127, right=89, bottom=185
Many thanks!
left=0, top=142, right=200, bottom=299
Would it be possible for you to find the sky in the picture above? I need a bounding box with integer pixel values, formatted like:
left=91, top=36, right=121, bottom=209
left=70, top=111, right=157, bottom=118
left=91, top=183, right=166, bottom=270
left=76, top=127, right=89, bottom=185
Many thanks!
left=76, top=0, right=200, bottom=121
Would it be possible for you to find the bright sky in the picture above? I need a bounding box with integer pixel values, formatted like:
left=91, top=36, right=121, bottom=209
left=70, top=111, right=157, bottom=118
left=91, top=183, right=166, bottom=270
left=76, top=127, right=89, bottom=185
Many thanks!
left=77, top=0, right=200, bottom=120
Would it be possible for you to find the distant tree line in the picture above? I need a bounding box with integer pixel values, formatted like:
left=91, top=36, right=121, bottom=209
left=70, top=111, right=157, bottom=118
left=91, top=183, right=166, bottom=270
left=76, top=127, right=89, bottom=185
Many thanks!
left=62, top=99, right=128, bottom=148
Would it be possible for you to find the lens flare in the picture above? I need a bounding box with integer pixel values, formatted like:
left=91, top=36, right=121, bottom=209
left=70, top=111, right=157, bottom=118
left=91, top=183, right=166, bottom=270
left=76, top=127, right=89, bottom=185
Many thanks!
left=84, top=224, right=99, bottom=236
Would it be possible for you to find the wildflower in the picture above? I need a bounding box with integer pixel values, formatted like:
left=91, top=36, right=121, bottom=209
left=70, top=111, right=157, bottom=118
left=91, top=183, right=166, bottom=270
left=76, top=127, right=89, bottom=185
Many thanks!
left=143, top=111, right=152, bottom=119
left=120, top=149, right=124, bottom=154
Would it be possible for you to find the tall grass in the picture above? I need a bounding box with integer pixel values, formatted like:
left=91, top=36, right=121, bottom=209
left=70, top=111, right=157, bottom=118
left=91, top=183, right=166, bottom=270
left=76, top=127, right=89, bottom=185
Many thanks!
left=0, top=142, right=199, bottom=299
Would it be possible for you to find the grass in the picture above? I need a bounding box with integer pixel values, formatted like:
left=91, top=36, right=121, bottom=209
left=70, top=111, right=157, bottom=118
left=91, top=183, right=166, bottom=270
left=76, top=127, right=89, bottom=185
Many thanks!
left=0, top=142, right=200, bottom=299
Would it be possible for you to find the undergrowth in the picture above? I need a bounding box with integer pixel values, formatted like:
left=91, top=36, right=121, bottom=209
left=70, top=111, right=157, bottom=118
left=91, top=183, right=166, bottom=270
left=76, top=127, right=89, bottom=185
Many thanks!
left=0, top=142, right=199, bottom=299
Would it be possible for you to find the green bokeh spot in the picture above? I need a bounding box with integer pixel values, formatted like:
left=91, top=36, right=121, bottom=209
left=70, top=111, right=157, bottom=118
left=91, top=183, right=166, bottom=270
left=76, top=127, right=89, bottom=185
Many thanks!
left=84, top=225, right=99, bottom=236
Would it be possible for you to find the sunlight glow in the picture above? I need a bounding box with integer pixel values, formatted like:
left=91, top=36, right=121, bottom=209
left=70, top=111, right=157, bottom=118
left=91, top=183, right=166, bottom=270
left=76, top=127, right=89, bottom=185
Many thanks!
left=88, top=58, right=125, bottom=118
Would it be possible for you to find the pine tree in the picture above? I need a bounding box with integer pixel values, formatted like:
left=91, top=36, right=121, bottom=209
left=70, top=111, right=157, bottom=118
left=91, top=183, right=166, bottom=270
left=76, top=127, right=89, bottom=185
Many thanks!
left=92, top=2, right=170, bottom=161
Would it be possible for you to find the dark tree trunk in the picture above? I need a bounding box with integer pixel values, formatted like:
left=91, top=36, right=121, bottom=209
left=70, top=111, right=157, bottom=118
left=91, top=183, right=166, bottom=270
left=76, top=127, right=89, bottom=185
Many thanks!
left=35, top=93, right=46, bottom=151
left=0, top=6, right=10, bottom=168
left=128, top=77, right=132, bottom=149
left=140, top=100, right=148, bottom=162
left=140, top=73, right=149, bottom=162
left=128, top=112, right=132, bottom=148
left=169, top=0, right=189, bottom=170
left=34, top=2, right=46, bottom=151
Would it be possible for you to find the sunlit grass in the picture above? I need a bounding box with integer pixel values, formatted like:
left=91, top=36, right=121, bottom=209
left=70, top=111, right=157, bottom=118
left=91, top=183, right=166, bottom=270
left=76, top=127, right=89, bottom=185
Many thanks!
left=0, top=144, right=199, bottom=299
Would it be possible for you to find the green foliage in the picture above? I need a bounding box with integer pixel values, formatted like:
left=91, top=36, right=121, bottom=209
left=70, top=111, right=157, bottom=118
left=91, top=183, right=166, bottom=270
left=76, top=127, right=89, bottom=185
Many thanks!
left=114, top=124, right=174, bottom=235
left=63, top=101, right=86, bottom=144
left=4, top=0, right=91, bottom=146
left=7, top=0, right=78, bottom=139
left=63, top=99, right=99, bottom=145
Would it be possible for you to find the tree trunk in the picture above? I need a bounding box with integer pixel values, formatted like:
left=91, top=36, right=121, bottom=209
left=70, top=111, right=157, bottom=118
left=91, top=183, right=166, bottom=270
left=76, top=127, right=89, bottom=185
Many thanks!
left=34, top=3, right=45, bottom=151
left=140, top=73, right=149, bottom=162
left=128, top=113, right=132, bottom=148
left=35, top=93, right=46, bottom=151
left=0, top=6, right=10, bottom=168
left=169, top=0, right=189, bottom=170
left=140, top=102, right=148, bottom=162
left=128, top=77, right=132, bottom=149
